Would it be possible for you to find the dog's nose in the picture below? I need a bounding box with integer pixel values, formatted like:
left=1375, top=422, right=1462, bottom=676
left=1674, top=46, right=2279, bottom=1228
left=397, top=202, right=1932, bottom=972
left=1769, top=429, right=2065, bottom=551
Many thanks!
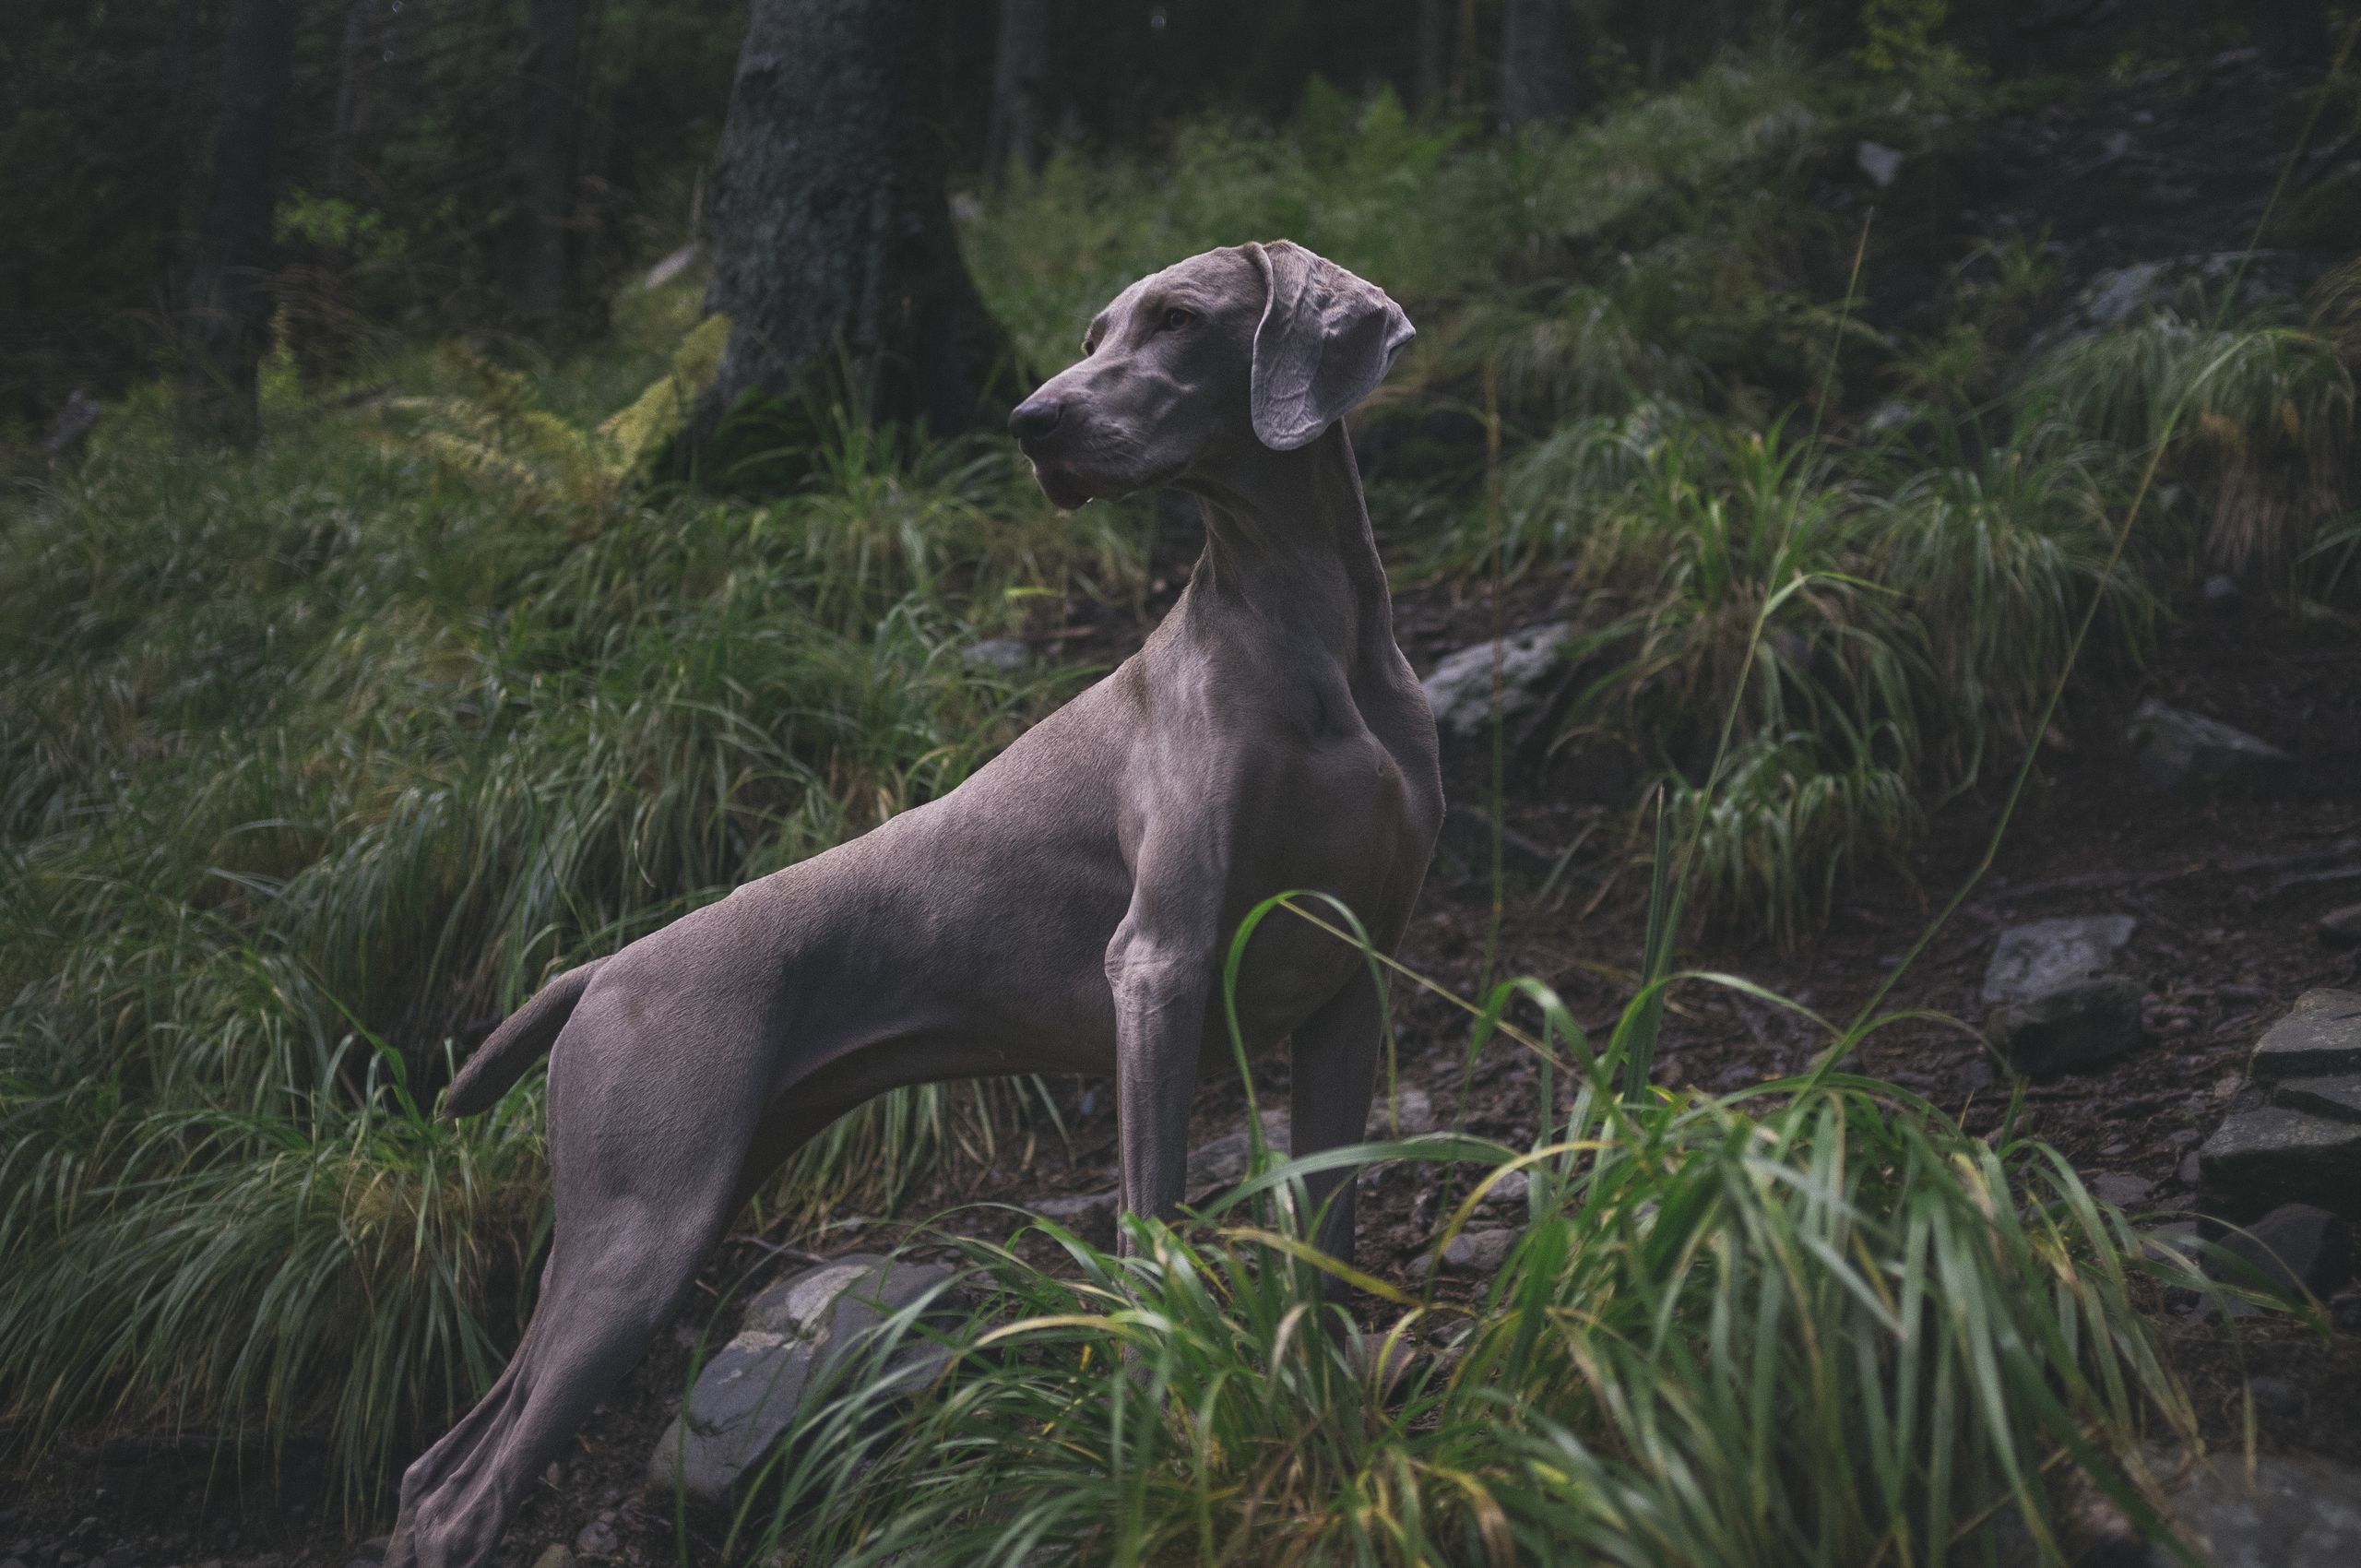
left=1007, top=396, right=1063, bottom=441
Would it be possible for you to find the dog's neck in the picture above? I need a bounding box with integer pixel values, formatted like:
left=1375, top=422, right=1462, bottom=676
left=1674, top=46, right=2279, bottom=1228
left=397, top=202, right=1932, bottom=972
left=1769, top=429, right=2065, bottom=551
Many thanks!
left=1170, top=423, right=1394, bottom=661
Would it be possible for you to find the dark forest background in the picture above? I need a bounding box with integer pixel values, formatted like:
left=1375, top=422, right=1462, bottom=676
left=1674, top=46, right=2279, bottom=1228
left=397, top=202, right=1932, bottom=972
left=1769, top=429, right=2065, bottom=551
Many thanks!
left=7, top=0, right=2343, bottom=436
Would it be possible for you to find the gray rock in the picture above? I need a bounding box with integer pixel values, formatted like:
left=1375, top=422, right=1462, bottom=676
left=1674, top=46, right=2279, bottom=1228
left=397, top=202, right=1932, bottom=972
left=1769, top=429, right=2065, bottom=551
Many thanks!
left=2124, top=698, right=2292, bottom=792
left=2319, top=905, right=2361, bottom=950
left=2272, top=1075, right=2361, bottom=1123
left=1987, top=975, right=2146, bottom=1076
left=2052, top=252, right=2320, bottom=340
left=2153, top=1450, right=2361, bottom=1567
left=1031, top=1189, right=1120, bottom=1247
left=647, top=1253, right=957, bottom=1505
left=1477, top=1169, right=1531, bottom=1209
left=1362, top=1083, right=1438, bottom=1138
left=640, top=244, right=700, bottom=292
left=2211, top=1204, right=2354, bottom=1301
left=2199, top=1107, right=2361, bottom=1224
left=2250, top=991, right=2361, bottom=1083
left=1184, top=1111, right=1290, bottom=1194
left=1419, top=623, right=1572, bottom=739
left=1982, top=915, right=2137, bottom=1008
left=1855, top=139, right=1904, bottom=187
left=572, top=1519, right=618, bottom=1560
left=2091, top=1172, right=2156, bottom=1208
left=960, top=637, right=1030, bottom=675
left=1408, top=1227, right=1521, bottom=1280
left=1864, top=398, right=1921, bottom=435
left=2243, top=1375, right=2302, bottom=1420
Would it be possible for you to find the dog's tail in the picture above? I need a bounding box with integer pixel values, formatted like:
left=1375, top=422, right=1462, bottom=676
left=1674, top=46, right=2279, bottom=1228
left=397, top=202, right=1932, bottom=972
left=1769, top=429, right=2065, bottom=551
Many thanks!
left=441, top=958, right=608, bottom=1119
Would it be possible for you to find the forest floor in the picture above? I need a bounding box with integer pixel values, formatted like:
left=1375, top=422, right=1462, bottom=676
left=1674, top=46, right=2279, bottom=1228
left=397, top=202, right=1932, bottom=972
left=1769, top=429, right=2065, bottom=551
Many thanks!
left=8, top=561, right=2356, bottom=1568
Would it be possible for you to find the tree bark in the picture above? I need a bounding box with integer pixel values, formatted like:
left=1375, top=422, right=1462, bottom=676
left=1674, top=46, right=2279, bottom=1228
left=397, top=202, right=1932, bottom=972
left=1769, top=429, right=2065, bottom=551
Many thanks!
left=508, top=0, right=584, bottom=330
left=177, top=0, right=296, bottom=447
left=1499, top=0, right=1579, bottom=129
left=986, top=0, right=1052, bottom=178
left=1415, top=0, right=1453, bottom=115
left=700, top=0, right=1010, bottom=439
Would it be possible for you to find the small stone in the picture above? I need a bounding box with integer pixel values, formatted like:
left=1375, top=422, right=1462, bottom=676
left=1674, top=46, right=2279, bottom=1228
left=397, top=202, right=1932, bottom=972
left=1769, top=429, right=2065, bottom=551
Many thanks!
left=1031, top=1189, right=1120, bottom=1247
left=544, top=1461, right=564, bottom=1488
left=2201, top=573, right=2241, bottom=608
left=1855, top=139, right=1904, bottom=187
left=574, top=1520, right=618, bottom=1559
left=1986, top=975, right=2145, bottom=1076
left=2162, top=1451, right=2361, bottom=1567
left=2177, top=1150, right=2201, bottom=1185
left=1418, top=1228, right=1520, bottom=1277
left=1864, top=398, right=1919, bottom=435
left=1185, top=1132, right=1252, bottom=1193
left=2124, top=697, right=2292, bottom=792
left=2246, top=1375, right=2303, bottom=1419
left=2089, top=1172, right=2154, bottom=1208
left=1477, top=1169, right=1530, bottom=1209
left=529, top=1548, right=574, bottom=1568
left=2213, top=1204, right=2355, bottom=1300
left=2200, top=1109, right=2361, bottom=1223
left=960, top=637, right=1029, bottom=675
left=1364, top=1083, right=1437, bottom=1138
left=2319, top=904, right=2361, bottom=949
left=2250, top=990, right=2361, bottom=1084
left=640, top=243, right=700, bottom=292
left=1980, top=916, right=2136, bottom=1008
left=1419, top=623, right=1572, bottom=739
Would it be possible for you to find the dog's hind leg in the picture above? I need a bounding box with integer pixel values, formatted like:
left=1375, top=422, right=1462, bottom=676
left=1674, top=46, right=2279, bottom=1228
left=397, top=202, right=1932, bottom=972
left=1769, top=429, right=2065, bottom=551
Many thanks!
left=388, top=992, right=771, bottom=1568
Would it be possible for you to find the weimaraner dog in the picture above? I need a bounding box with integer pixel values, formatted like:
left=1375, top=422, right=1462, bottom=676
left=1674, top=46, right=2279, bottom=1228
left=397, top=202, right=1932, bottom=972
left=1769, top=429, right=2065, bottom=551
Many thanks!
left=386, top=240, right=1442, bottom=1568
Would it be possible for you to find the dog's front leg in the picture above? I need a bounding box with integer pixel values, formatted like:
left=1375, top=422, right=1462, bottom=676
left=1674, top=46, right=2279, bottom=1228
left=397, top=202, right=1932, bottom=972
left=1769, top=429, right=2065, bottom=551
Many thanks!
left=1288, top=969, right=1383, bottom=1265
left=1104, top=884, right=1216, bottom=1255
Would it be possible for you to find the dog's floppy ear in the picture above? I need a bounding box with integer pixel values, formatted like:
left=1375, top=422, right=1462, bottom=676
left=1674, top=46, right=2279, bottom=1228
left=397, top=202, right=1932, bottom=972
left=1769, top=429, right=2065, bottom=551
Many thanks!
left=1244, top=240, right=1416, bottom=452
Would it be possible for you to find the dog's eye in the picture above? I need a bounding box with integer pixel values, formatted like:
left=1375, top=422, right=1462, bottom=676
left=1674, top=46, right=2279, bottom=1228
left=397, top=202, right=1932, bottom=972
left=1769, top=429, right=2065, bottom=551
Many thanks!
left=1160, top=306, right=1194, bottom=332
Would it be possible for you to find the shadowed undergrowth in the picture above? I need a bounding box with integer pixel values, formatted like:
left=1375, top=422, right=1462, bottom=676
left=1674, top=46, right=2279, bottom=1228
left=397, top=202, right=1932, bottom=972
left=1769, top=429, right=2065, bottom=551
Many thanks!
left=714, top=956, right=2209, bottom=1568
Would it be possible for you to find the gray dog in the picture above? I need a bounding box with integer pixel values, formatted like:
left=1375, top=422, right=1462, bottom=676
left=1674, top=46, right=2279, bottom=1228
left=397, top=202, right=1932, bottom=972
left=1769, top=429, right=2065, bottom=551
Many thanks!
left=386, top=240, right=1442, bottom=1568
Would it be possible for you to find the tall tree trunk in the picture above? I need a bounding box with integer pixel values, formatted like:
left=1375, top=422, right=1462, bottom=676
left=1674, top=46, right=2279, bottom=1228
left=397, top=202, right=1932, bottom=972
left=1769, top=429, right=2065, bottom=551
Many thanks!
left=1499, top=0, right=1578, bottom=129
left=1414, top=0, right=1453, bottom=115
left=986, top=0, right=1052, bottom=178
left=177, top=0, right=297, bottom=448
left=508, top=0, right=584, bottom=331
left=700, top=0, right=1010, bottom=439
left=327, top=0, right=385, bottom=198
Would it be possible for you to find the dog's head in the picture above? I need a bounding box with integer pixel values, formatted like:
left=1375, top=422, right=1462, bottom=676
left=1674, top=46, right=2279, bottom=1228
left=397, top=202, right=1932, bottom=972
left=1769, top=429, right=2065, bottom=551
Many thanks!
left=1008, top=241, right=1415, bottom=509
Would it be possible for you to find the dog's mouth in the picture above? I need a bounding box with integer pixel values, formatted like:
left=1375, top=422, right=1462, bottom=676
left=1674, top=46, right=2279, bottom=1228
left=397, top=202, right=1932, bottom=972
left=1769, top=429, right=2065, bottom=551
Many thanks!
left=1027, top=458, right=1097, bottom=511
